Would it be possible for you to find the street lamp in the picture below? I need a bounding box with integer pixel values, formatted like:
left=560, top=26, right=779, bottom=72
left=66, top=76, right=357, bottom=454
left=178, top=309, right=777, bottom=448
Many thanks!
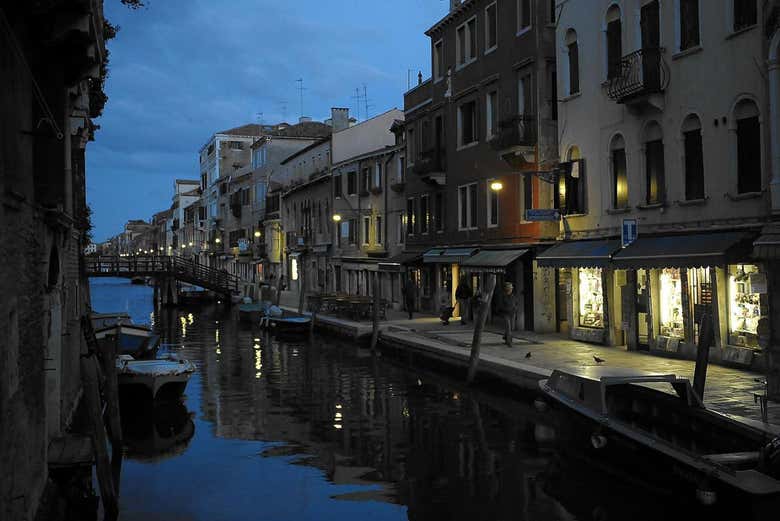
left=490, top=181, right=504, bottom=191
left=181, top=244, right=186, bottom=249
left=188, top=242, right=193, bottom=247
left=215, top=237, right=221, bottom=244
left=254, top=230, right=261, bottom=238
left=332, top=214, right=342, bottom=222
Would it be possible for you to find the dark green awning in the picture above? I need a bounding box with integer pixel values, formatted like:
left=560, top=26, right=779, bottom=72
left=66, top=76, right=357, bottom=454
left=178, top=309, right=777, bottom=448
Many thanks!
left=612, top=232, right=755, bottom=268
left=460, top=249, right=529, bottom=272
left=422, top=248, right=477, bottom=264
left=536, top=239, right=621, bottom=268
left=754, top=234, right=780, bottom=260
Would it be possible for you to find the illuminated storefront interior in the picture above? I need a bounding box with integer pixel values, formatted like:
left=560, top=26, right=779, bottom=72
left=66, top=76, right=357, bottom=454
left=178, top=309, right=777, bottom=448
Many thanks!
left=578, top=268, right=603, bottom=328
left=659, top=268, right=683, bottom=339
left=728, top=264, right=766, bottom=348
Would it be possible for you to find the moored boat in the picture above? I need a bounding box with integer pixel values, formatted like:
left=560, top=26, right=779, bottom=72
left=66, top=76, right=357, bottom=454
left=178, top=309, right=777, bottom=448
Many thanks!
left=539, top=368, right=780, bottom=515
left=94, top=323, right=160, bottom=359
left=90, top=312, right=132, bottom=330
left=116, top=354, right=196, bottom=400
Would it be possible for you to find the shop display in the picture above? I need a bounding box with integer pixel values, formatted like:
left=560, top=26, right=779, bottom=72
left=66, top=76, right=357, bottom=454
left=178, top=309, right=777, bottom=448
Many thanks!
left=659, top=268, right=684, bottom=339
left=728, top=264, right=765, bottom=348
left=578, top=268, right=603, bottom=328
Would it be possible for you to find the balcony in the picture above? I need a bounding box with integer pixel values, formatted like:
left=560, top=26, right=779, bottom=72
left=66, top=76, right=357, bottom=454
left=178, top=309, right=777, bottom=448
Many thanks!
left=606, top=48, right=669, bottom=109
left=390, top=177, right=406, bottom=192
left=490, top=115, right=537, bottom=168
left=413, top=149, right=446, bottom=185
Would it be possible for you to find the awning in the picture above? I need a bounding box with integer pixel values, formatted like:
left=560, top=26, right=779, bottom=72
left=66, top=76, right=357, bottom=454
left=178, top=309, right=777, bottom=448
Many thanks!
left=754, top=233, right=780, bottom=259
left=612, top=232, right=755, bottom=269
left=422, top=247, right=477, bottom=264
left=536, top=239, right=621, bottom=268
left=460, top=249, right=529, bottom=272
left=378, top=252, right=422, bottom=271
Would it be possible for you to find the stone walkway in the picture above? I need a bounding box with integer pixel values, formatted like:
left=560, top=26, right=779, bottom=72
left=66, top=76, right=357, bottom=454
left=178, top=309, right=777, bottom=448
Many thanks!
left=277, top=291, right=779, bottom=426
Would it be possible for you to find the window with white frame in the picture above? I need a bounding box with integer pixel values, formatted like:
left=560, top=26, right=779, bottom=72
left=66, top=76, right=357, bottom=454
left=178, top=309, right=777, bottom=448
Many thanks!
left=433, top=40, right=444, bottom=80
left=518, top=71, right=532, bottom=116
left=407, top=198, right=416, bottom=235
left=375, top=216, right=383, bottom=245
left=678, top=0, right=700, bottom=51
left=565, top=29, right=580, bottom=95
left=486, top=90, right=498, bottom=139
left=374, top=162, right=382, bottom=189
left=362, top=216, right=371, bottom=245
left=458, top=100, right=477, bottom=147
left=420, top=194, right=430, bottom=234
left=605, top=5, right=622, bottom=80
left=487, top=181, right=499, bottom=227
left=458, top=183, right=478, bottom=230
left=485, top=3, right=498, bottom=51
left=518, top=0, right=531, bottom=33
left=456, top=16, right=477, bottom=67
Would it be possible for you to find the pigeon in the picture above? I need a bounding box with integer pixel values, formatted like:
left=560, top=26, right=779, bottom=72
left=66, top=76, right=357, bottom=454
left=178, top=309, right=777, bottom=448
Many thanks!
left=525, top=352, right=532, bottom=359
left=593, top=355, right=605, bottom=364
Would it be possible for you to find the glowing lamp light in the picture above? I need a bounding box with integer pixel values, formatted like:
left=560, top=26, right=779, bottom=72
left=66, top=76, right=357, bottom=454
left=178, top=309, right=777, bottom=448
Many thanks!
left=215, top=237, right=221, bottom=244
left=188, top=242, right=193, bottom=247
left=332, top=214, right=342, bottom=222
left=254, top=230, right=261, bottom=238
left=490, top=181, right=504, bottom=191
left=181, top=244, right=186, bottom=249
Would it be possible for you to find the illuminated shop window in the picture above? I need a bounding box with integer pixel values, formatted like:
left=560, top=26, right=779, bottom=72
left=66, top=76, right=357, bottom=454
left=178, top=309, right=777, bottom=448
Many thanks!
left=728, top=264, right=766, bottom=348
left=659, top=268, right=683, bottom=338
left=291, top=257, right=299, bottom=281
left=578, top=268, right=603, bottom=328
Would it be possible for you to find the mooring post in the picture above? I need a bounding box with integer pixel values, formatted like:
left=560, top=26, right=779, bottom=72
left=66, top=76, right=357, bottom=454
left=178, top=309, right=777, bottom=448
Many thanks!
left=370, top=274, right=380, bottom=353
left=102, top=330, right=122, bottom=446
left=693, top=312, right=715, bottom=401
left=467, top=274, right=497, bottom=384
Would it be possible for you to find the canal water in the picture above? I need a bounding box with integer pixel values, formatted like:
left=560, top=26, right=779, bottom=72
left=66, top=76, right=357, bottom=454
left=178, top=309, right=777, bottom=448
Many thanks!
left=90, top=278, right=704, bottom=521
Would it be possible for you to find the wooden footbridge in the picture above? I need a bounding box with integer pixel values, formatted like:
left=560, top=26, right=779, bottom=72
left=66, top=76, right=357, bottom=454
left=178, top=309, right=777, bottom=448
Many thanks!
left=85, top=255, right=240, bottom=298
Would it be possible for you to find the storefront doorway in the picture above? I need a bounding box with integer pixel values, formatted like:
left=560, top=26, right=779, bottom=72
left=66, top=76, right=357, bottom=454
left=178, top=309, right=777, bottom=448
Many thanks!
left=636, top=268, right=650, bottom=349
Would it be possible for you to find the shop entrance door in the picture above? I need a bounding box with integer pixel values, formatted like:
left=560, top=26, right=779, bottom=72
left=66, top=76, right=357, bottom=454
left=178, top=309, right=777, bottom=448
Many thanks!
left=556, top=269, right=570, bottom=334
left=689, top=267, right=713, bottom=346
left=637, top=268, right=650, bottom=349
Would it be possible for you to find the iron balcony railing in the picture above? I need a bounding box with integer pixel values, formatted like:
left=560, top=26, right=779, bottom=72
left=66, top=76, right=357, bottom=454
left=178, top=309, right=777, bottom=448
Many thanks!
left=490, top=114, right=537, bottom=151
left=414, top=148, right=446, bottom=175
left=606, top=47, right=669, bottom=103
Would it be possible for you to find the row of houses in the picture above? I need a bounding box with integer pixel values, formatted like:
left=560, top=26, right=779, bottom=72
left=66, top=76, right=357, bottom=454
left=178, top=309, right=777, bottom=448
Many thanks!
left=110, top=0, right=780, bottom=395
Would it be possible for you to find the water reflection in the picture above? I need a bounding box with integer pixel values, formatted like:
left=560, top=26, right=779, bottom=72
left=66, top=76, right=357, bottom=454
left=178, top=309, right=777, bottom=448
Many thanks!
left=121, top=400, right=195, bottom=462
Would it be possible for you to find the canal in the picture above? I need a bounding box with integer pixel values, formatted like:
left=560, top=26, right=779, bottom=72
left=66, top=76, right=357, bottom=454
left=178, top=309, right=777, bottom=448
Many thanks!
left=90, top=278, right=706, bottom=521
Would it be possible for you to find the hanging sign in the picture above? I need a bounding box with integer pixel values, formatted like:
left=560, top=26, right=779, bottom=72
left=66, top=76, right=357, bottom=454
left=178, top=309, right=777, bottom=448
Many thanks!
left=622, top=219, right=638, bottom=248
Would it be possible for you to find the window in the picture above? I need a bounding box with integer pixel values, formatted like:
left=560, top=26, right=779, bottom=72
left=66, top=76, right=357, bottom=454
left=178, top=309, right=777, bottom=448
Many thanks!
left=434, top=40, right=444, bottom=80
left=361, top=167, right=371, bottom=194
left=733, top=0, right=757, bottom=32
left=398, top=213, right=406, bottom=244
left=487, top=181, right=499, bottom=227
left=518, top=0, right=531, bottom=33
left=407, top=198, right=417, bottom=235
left=605, top=6, right=622, bottom=80
left=682, top=115, right=704, bottom=200
left=456, top=16, right=477, bottom=67
left=434, top=192, right=444, bottom=232
left=486, top=90, right=498, bottom=139
left=522, top=174, right=534, bottom=217
left=362, top=216, right=371, bottom=245
left=408, top=128, right=416, bottom=163
left=644, top=122, right=665, bottom=204
left=420, top=194, right=430, bottom=234
left=485, top=3, right=497, bottom=51
left=398, top=156, right=405, bottom=182
left=556, top=149, right=585, bottom=216
left=349, top=219, right=357, bottom=244
left=228, top=140, right=244, bottom=150
left=376, top=216, right=383, bottom=245
left=374, top=162, right=382, bottom=189
left=679, top=0, right=700, bottom=51
left=549, top=65, right=558, bottom=120
left=458, top=100, right=477, bottom=147
left=566, top=29, right=580, bottom=95
left=549, top=0, right=556, bottom=23
left=611, top=135, right=628, bottom=209
left=518, top=72, right=532, bottom=116
left=735, top=99, right=761, bottom=194
left=334, top=174, right=343, bottom=198
left=347, top=171, right=357, bottom=195
left=458, top=183, right=478, bottom=230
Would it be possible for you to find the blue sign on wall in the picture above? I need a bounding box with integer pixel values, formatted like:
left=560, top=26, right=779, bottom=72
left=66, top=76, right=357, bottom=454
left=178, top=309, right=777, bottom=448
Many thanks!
left=622, top=219, right=638, bottom=248
left=525, top=209, right=561, bottom=222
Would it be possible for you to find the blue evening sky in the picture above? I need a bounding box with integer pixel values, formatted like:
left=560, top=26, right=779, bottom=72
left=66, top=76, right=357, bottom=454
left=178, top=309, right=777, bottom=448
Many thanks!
left=87, top=0, right=446, bottom=242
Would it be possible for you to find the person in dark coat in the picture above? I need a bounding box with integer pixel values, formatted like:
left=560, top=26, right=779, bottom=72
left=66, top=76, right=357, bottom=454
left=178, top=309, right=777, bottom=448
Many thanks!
left=455, top=276, right=473, bottom=325
left=402, top=276, right=418, bottom=320
left=495, top=281, right=517, bottom=347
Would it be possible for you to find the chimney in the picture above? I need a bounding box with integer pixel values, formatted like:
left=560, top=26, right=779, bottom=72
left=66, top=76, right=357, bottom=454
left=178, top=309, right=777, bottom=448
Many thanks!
left=330, top=107, right=350, bottom=132
left=450, top=0, right=461, bottom=11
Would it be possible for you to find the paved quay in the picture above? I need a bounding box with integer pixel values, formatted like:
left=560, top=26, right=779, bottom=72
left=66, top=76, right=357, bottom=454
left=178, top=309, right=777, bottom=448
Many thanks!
left=276, top=292, right=780, bottom=426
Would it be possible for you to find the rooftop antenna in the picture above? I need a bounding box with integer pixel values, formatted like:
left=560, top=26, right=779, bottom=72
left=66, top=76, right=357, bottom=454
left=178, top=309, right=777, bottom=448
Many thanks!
left=296, top=79, right=306, bottom=119
left=351, top=87, right=362, bottom=121
left=277, top=100, right=288, bottom=123
left=362, top=83, right=374, bottom=119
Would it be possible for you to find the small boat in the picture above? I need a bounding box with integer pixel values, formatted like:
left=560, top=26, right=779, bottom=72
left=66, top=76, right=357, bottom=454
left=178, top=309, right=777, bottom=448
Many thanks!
left=539, top=368, right=780, bottom=514
left=239, top=301, right=311, bottom=334
left=90, top=312, right=133, bottom=330
left=179, top=285, right=212, bottom=305
left=94, top=323, right=160, bottom=359
left=116, top=354, right=195, bottom=400
left=238, top=302, right=263, bottom=324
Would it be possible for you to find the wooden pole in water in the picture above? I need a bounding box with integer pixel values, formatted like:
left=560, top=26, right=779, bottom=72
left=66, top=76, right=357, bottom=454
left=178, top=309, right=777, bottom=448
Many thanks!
left=102, top=329, right=122, bottom=446
left=467, top=274, right=497, bottom=384
left=693, top=312, right=715, bottom=401
left=370, top=274, right=380, bottom=353
left=81, top=355, right=119, bottom=521
left=298, top=253, right=306, bottom=314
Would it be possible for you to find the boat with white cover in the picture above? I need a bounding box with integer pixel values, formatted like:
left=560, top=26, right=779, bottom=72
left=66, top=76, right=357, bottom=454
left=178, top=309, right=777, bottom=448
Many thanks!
left=116, top=355, right=195, bottom=399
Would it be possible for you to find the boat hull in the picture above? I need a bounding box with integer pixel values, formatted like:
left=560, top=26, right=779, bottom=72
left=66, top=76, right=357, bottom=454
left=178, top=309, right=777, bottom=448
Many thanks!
left=116, top=358, right=195, bottom=400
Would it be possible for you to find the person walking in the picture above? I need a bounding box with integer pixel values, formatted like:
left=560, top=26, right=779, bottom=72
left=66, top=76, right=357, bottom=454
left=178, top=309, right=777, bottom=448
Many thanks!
left=403, top=276, right=418, bottom=320
left=495, top=281, right=517, bottom=347
left=455, top=276, right=473, bottom=325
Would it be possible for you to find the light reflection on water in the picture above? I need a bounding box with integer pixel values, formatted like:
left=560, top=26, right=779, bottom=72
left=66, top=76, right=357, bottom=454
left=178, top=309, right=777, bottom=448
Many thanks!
left=89, top=278, right=707, bottom=521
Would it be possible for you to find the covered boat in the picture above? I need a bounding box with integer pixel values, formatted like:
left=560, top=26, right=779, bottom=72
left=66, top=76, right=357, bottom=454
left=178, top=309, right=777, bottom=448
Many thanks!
left=239, top=302, right=311, bottom=334
left=94, top=323, right=160, bottom=359
left=116, top=354, right=196, bottom=400
left=539, top=368, right=780, bottom=515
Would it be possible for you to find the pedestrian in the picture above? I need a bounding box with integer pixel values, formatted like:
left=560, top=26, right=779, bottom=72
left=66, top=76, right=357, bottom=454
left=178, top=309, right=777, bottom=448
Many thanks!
left=455, top=276, right=473, bottom=325
left=439, top=289, right=454, bottom=325
left=495, top=281, right=517, bottom=347
left=402, top=276, right=418, bottom=320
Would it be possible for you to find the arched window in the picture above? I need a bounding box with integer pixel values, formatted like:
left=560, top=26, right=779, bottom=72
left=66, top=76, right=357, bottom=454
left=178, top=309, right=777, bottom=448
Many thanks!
left=557, top=146, right=585, bottom=214
left=565, top=29, right=580, bottom=95
left=605, top=5, right=622, bottom=80
left=682, top=114, right=704, bottom=200
left=734, top=99, right=761, bottom=194
left=610, top=134, right=628, bottom=209
left=643, top=121, right=664, bottom=204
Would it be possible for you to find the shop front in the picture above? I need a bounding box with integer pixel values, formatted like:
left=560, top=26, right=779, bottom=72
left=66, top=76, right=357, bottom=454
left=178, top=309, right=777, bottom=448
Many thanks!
left=460, top=248, right=531, bottom=329
left=420, top=248, right=477, bottom=314
left=378, top=252, right=422, bottom=311
left=536, top=239, right=622, bottom=345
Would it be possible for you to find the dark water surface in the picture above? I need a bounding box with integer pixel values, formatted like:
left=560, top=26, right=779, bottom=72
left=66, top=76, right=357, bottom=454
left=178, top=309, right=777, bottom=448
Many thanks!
left=89, top=278, right=699, bottom=521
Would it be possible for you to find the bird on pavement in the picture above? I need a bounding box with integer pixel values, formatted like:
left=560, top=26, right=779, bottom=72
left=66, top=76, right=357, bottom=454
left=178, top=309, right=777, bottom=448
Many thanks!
left=593, top=355, right=605, bottom=364
left=525, top=352, right=532, bottom=359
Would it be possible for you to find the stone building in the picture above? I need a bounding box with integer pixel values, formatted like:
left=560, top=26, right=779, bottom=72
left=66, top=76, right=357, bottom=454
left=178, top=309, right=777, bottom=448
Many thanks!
left=0, top=1, right=107, bottom=519
left=402, top=0, right=558, bottom=328
left=538, top=0, right=776, bottom=377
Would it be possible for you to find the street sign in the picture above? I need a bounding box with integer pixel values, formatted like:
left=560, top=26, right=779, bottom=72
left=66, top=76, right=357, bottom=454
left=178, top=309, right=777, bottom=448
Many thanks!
left=622, top=219, right=638, bottom=248
left=238, top=238, right=249, bottom=252
left=525, top=209, right=561, bottom=222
